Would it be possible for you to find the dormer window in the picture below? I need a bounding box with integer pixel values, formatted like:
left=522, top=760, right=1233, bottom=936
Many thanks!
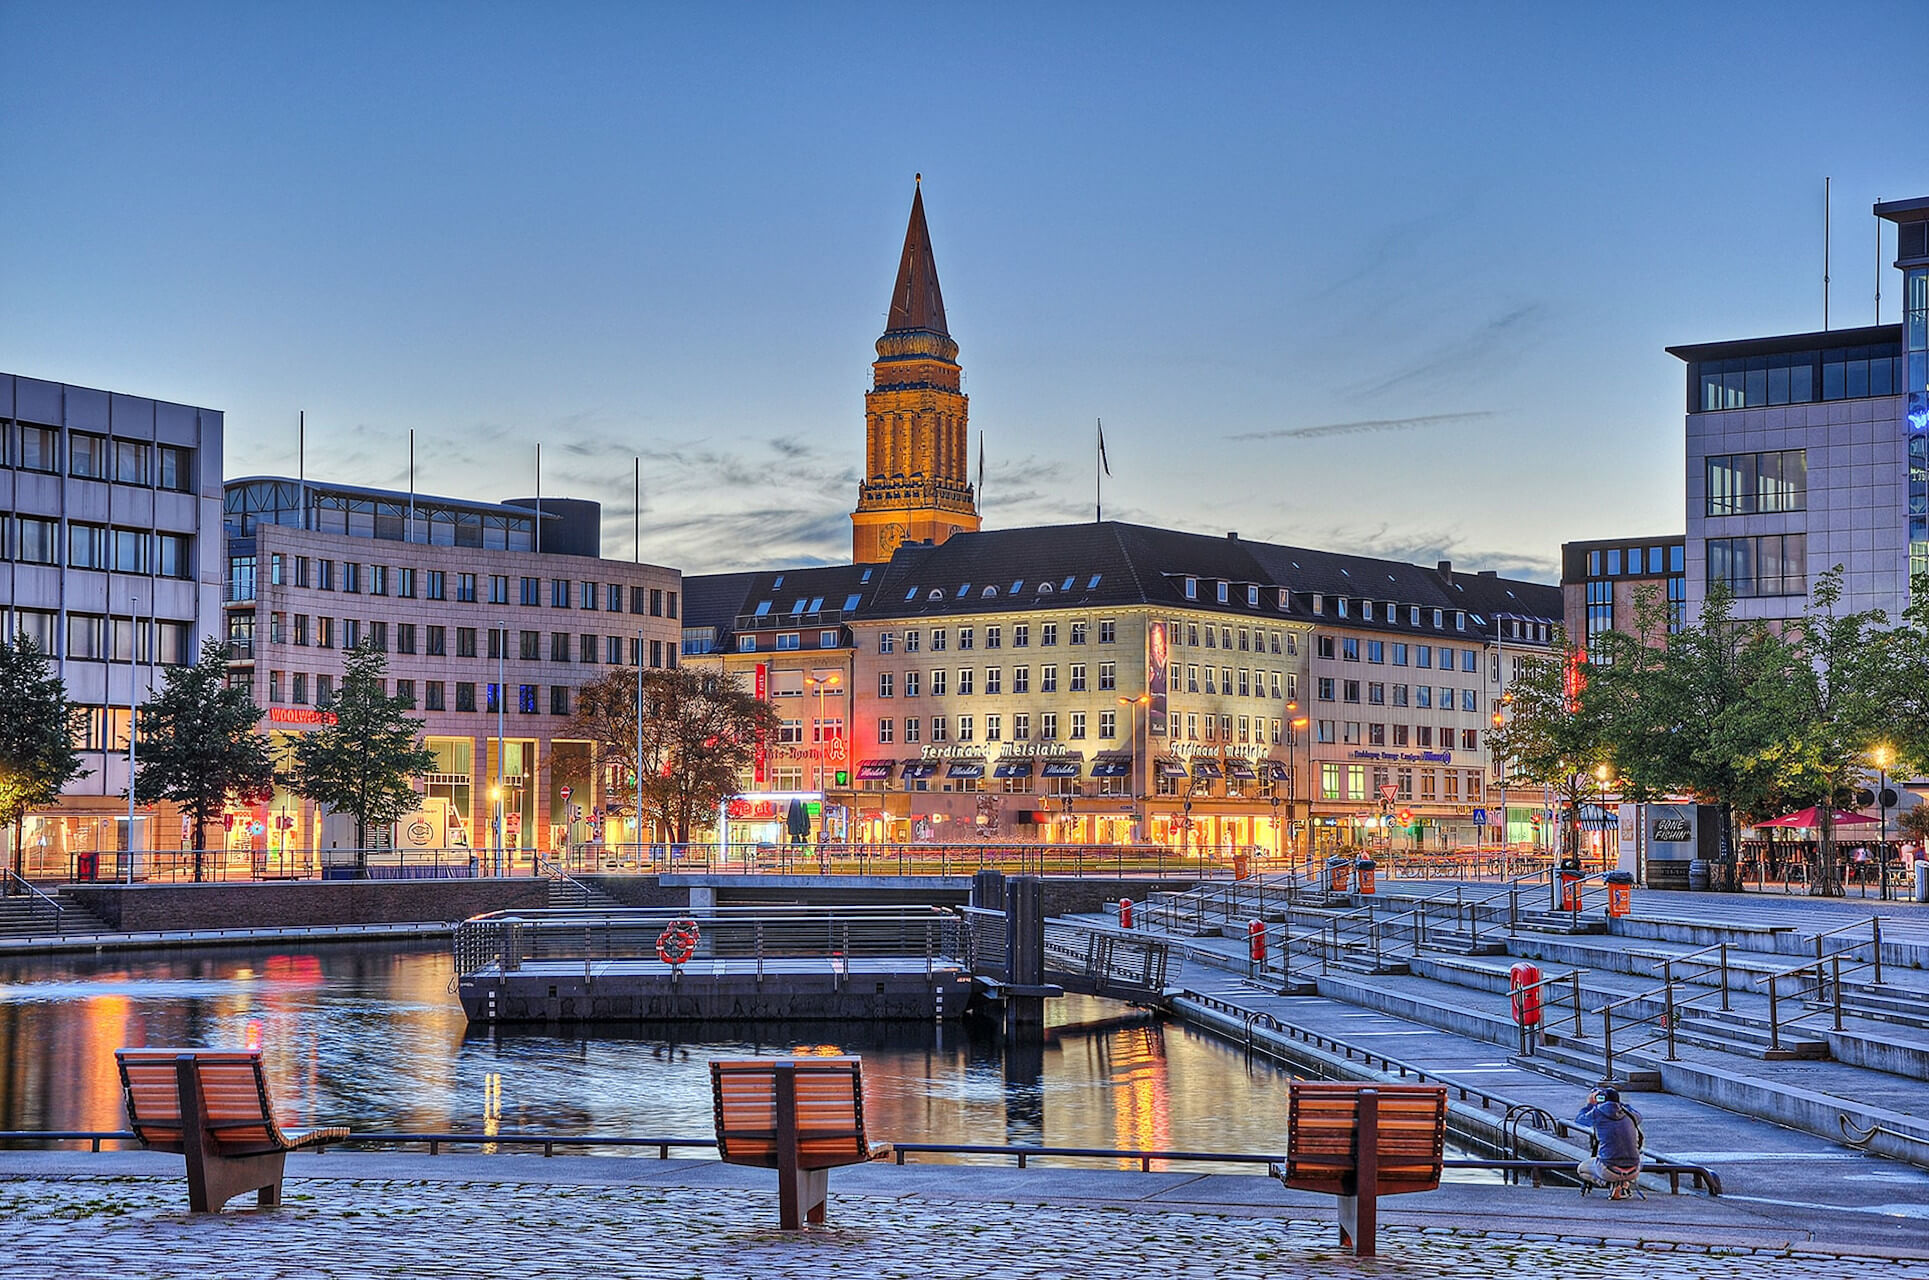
left=1277, top=588, right=1289, bottom=609
left=982, top=585, right=998, bottom=598
left=1454, top=611, right=1466, bottom=630
left=1337, top=598, right=1349, bottom=617
left=928, top=589, right=945, bottom=601
left=1410, top=606, right=1420, bottom=626
left=1184, top=577, right=1198, bottom=599
left=1038, top=582, right=1054, bottom=594
left=1363, top=602, right=1375, bottom=620
left=1312, top=594, right=1324, bottom=614
left=1432, top=609, right=1444, bottom=628
left=1246, top=585, right=1259, bottom=606
left=1216, top=582, right=1229, bottom=603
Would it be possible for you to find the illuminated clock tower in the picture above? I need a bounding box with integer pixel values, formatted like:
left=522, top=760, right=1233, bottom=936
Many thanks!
left=851, top=177, right=981, bottom=564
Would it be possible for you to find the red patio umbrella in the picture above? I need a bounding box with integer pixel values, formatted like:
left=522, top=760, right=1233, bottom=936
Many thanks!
left=1756, top=806, right=1879, bottom=829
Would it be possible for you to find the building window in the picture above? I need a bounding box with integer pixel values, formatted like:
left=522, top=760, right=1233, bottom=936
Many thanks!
left=551, top=686, right=571, bottom=716
left=984, top=667, right=1002, bottom=695
left=427, top=570, right=446, bottom=601
left=426, top=681, right=446, bottom=711
left=455, top=682, right=476, bottom=712
left=1013, top=713, right=1031, bottom=740
left=1706, top=450, right=1807, bottom=517
left=985, top=714, right=1002, bottom=741
left=957, top=667, right=974, bottom=695
left=931, top=669, right=948, bottom=696
left=877, top=718, right=894, bottom=744
left=904, top=672, right=920, bottom=697
left=1708, top=534, right=1807, bottom=598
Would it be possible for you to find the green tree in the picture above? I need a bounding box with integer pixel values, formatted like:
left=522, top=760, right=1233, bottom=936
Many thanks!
left=1729, top=568, right=1891, bottom=896
left=133, top=638, right=275, bottom=880
left=569, top=667, right=778, bottom=845
left=1489, top=636, right=1609, bottom=864
left=0, top=634, right=88, bottom=888
left=1589, top=581, right=1787, bottom=888
left=289, top=641, right=435, bottom=868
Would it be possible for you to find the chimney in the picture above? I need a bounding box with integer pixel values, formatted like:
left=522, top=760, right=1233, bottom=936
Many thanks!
left=1436, top=559, right=1453, bottom=579
left=1227, top=531, right=1239, bottom=540
left=1478, top=569, right=1498, bottom=579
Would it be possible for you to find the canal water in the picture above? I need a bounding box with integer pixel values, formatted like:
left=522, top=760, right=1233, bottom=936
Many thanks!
left=0, top=941, right=1314, bottom=1169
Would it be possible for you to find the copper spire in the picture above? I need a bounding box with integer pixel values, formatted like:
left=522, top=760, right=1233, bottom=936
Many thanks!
left=886, top=177, right=948, bottom=336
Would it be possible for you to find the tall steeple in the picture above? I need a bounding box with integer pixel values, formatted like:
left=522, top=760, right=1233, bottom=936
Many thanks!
left=852, top=177, right=981, bottom=564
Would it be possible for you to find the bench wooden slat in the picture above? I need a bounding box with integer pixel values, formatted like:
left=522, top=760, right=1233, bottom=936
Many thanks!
left=711, top=1057, right=891, bottom=1229
left=1273, top=1082, right=1448, bottom=1258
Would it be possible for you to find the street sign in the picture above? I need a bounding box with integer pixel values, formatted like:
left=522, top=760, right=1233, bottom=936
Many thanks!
left=1377, top=783, right=1399, bottom=801
left=506, top=813, right=522, bottom=835
left=560, top=785, right=573, bottom=803
left=1472, top=808, right=1488, bottom=827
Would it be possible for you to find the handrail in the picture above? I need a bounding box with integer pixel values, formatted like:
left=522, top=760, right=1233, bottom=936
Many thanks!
left=1753, top=916, right=1886, bottom=1050
left=0, top=1127, right=1723, bottom=1193
left=1511, top=967, right=1588, bottom=1039
left=2, top=871, right=63, bottom=932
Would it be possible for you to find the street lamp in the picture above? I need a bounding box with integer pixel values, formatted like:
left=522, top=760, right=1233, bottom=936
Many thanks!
left=1875, top=744, right=1894, bottom=901
left=495, top=620, right=506, bottom=877
left=805, top=671, right=842, bottom=797
left=1286, top=703, right=1309, bottom=872
left=1117, top=694, right=1149, bottom=845
left=126, top=593, right=141, bottom=883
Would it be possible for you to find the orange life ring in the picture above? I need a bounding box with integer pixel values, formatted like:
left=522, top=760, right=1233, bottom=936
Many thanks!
left=655, top=919, right=699, bottom=966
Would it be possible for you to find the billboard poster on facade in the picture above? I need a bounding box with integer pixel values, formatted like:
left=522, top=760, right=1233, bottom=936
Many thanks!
left=754, top=662, right=769, bottom=784
left=1146, top=619, right=1169, bottom=735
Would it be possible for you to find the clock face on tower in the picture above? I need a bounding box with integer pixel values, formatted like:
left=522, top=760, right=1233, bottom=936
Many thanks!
left=879, top=523, right=908, bottom=555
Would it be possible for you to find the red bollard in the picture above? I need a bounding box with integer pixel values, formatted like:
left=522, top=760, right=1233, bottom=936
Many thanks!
left=1249, top=919, right=1267, bottom=964
left=1119, top=898, right=1134, bottom=930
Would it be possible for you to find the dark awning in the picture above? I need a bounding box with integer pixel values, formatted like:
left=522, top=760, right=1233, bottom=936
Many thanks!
left=947, top=761, right=986, bottom=779
left=993, top=760, right=1034, bottom=778
left=1091, top=757, right=1132, bottom=778
left=855, top=760, right=895, bottom=781
left=1226, top=759, right=1258, bottom=779
left=1156, top=758, right=1188, bottom=778
left=900, top=761, right=940, bottom=780
left=1040, top=760, right=1082, bottom=778
left=1263, top=760, right=1290, bottom=782
left=1190, top=759, right=1224, bottom=778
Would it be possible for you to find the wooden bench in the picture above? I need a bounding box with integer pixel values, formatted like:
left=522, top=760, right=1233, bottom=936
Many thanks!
left=1269, top=1082, right=1447, bottom=1257
left=710, top=1056, right=892, bottom=1229
left=116, top=1048, right=348, bottom=1212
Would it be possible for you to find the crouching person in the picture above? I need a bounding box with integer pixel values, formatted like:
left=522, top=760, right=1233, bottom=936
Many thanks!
left=1577, top=1086, right=1643, bottom=1199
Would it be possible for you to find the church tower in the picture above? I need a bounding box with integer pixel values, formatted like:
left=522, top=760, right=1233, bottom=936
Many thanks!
left=851, top=177, right=981, bottom=564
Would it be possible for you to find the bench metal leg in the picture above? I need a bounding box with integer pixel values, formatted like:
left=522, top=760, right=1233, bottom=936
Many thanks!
left=1339, top=1091, right=1381, bottom=1256
left=176, top=1057, right=286, bottom=1212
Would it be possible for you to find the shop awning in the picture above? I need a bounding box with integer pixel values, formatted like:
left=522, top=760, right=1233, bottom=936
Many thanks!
left=1225, top=759, right=1258, bottom=779
left=1040, top=760, right=1082, bottom=778
left=855, top=760, right=895, bottom=781
left=993, top=760, right=1034, bottom=778
left=1156, top=758, right=1188, bottom=778
left=1190, top=759, right=1224, bottom=779
left=1263, top=760, right=1290, bottom=782
left=900, top=761, right=940, bottom=780
left=946, top=760, right=986, bottom=779
left=1577, top=803, right=1618, bottom=830
left=1091, top=757, right=1132, bottom=778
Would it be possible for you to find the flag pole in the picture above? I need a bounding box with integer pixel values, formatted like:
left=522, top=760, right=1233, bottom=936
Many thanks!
left=1096, top=418, right=1102, bottom=522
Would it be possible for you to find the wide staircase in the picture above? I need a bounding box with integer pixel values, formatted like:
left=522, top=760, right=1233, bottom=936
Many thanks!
left=0, top=883, right=111, bottom=938
left=538, top=862, right=627, bottom=911
left=1133, top=871, right=1929, bottom=1169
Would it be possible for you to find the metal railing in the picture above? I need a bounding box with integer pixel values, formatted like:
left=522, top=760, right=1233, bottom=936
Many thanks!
left=1, top=870, right=64, bottom=932
left=0, top=1127, right=1722, bottom=1193
left=1595, top=939, right=1751, bottom=1080
left=1756, top=916, right=1885, bottom=1052
left=451, top=905, right=961, bottom=979
left=551, top=841, right=1237, bottom=881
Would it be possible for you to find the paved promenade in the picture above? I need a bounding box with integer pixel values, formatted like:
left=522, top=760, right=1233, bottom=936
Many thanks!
left=3, top=1151, right=1928, bottom=1278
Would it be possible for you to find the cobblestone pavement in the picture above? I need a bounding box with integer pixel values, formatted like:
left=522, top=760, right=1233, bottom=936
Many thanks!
left=6, top=1176, right=1929, bottom=1280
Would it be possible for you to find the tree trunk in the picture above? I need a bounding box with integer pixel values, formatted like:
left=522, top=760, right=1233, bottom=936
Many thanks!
left=1816, top=810, right=1840, bottom=897
left=8, top=821, right=20, bottom=894
left=355, top=820, right=368, bottom=876
left=192, top=812, right=206, bottom=883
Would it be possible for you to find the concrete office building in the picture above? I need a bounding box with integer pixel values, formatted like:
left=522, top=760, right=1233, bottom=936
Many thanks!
left=1672, top=196, right=1929, bottom=625
left=0, top=372, right=224, bottom=874
left=222, top=476, right=682, bottom=866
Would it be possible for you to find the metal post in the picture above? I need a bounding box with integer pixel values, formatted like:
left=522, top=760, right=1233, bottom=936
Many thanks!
left=635, top=629, right=645, bottom=861
left=1601, top=1005, right=1615, bottom=1082
left=1767, top=979, right=1781, bottom=1052
left=496, top=620, right=506, bottom=877
left=1663, top=968, right=1677, bottom=1060
left=1872, top=917, right=1884, bottom=984
left=127, top=593, right=140, bottom=883
left=1571, top=970, right=1582, bottom=1036
left=1832, top=955, right=1843, bottom=1031
left=1719, top=942, right=1730, bottom=1012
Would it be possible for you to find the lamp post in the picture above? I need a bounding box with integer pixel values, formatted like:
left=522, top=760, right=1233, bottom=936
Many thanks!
left=1117, top=694, right=1149, bottom=845
left=1286, top=702, right=1309, bottom=873
left=634, top=628, right=645, bottom=865
left=1875, top=744, right=1894, bottom=901
left=805, top=672, right=841, bottom=796
left=126, top=593, right=140, bottom=883
left=495, top=621, right=506, bottom=877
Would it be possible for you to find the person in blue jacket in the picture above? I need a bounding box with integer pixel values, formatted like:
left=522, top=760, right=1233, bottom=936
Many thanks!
left=1576, top=1086, right=1644, bottom=1198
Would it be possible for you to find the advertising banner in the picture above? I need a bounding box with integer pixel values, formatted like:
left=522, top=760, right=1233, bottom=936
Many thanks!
left=754, top=662, right=769, bottom=784
left=1146, top=619, right=1169, bottom=735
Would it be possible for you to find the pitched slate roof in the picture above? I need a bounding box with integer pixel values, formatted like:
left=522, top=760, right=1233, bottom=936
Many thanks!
left=886, top=179, right=948, bottom=338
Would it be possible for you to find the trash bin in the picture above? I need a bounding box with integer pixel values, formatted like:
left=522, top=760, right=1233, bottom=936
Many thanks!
left=1915, top=860, right=1929, bottom=904
left=1558, top=867, right=1584, bottom=911
left=1688, top=859, right=1712, bottom=892
left=1604, top=870, right=1634, bottom=917
left=1325, top=855, right=1351, bottom=894
left=1232, top=852, right=1253, bottom=881
left=1355, top=856, right=1377, bottom=895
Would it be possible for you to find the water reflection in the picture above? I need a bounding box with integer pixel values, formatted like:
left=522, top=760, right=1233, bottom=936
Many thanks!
left=0, top=943, right=1301, bottom=1167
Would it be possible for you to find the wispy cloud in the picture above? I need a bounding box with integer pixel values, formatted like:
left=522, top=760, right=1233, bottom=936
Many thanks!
left=1347, top=304, right=1544, bottom=400
left=1228, top=410, right=1495, bottom=442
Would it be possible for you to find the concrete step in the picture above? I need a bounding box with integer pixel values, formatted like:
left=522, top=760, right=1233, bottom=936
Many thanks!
left=1832, top=987, right=1929, bottom=1032
left=1508, top=1037, right=1665, bottom=1093
left=1514, top=911, right=1610, bottom=936
left=1673, top=1016, right=1831, bottom=1060
left=1329, top=953, right=1410, bottom=977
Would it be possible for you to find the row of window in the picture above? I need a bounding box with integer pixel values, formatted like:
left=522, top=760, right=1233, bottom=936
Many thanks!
left=265, top=614, right=674, bottom=668
left=873, top=707, right=1295, bottom=747
left=873, top=662, right=1295, bottom=701
left=1692, top=345, right=1905, bottom=412
left=270, top=674, right=580, bottom=717
left=0, top=421, right=196, bottom=490
left=1316, top=679, right=1482, bottom=713
left=1319, top=763, right=1487, bottom=803
left=237, top=554, right=679, bottom=617
left=1706, top=450, right=1806, bottom=518
left=877, top=619, right=1121, bottom=654
left=1313, top=721, right=1480, bottom=751
left=1315, top=636, right=1480, bottom=670
left=4, top=609, right=196, bottom=665
left=3, top=518, right=193, bottom=576
left=1582, top=544, right=1686, bottom=577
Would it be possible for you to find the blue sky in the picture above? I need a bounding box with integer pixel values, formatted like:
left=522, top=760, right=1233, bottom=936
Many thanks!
left=4, top=3, right=1922, bottom=577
